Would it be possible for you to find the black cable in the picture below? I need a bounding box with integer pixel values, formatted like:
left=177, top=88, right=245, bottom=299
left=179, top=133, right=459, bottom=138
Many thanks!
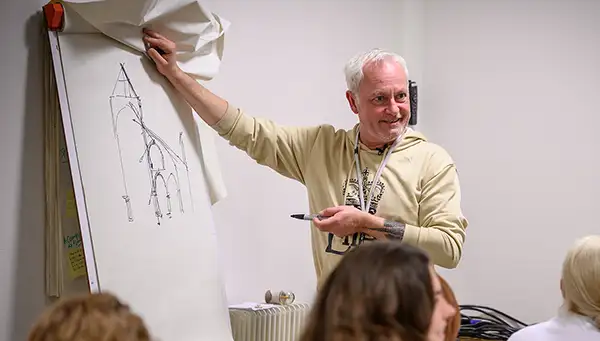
left=457, top=304, right=530, bottom=340
left=459, top=321, right=519, bottom=340
left=460, top=307, right=511, bottom=326
left=460, top=304, right=529, bottom=327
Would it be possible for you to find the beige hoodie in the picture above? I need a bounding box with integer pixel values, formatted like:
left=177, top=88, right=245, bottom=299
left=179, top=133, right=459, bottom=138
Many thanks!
left=212, top=104, right=468, bottom=285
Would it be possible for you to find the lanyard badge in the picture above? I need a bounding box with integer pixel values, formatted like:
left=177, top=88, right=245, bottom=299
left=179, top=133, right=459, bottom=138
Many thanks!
left=352, top=129, right=403, bottom=212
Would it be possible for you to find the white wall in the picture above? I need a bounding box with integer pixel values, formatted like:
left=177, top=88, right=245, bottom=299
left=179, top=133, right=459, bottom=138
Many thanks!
left=422, top=0, right=600, bottom=324
left=0, top=1, right=48, bottom=341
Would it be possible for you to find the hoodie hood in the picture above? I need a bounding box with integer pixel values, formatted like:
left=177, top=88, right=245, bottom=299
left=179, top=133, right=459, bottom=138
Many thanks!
left=349, top=124, right=427, bottom=154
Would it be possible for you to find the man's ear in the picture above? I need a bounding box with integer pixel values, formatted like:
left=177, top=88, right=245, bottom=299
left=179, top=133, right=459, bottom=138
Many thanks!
left=345, top=90, right=359, bottom=114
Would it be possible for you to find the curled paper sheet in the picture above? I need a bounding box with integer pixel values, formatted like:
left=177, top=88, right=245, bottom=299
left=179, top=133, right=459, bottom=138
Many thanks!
left=59, top=0, right=229, bottom=204
left=61, top=0, right=231, bottom=80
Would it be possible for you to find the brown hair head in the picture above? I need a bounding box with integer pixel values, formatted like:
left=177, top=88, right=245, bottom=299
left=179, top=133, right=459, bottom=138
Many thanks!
left=27, top=292, right=151, bottom=341
left=300, top=241, right=434, bottom=341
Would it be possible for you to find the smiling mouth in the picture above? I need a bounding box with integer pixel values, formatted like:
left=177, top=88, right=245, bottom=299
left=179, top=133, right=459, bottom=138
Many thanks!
left=382, top=117, right=401, bottom=124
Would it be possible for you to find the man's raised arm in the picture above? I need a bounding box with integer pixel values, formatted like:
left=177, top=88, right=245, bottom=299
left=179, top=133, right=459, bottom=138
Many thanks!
left=142, top=28, right=322, bottom=184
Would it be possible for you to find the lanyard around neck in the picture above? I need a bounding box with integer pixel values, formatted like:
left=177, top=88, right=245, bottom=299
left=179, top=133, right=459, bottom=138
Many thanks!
left=353, top=130, right=402, bottom=212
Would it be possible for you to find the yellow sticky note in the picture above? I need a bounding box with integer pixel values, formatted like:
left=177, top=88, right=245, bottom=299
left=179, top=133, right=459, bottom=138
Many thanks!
left=65, top=189, right=77, bottom=218
left=63, top=233, right=82, bottom=249
left=67, top=247, right=87, bottom=279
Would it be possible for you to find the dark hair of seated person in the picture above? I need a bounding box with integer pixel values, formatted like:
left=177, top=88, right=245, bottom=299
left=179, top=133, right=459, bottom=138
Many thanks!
left=299, top=241, right=437, bottom=341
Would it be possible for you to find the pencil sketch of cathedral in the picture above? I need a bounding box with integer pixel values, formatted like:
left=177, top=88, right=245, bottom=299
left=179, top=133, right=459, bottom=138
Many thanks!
left=108, top=63, right=194, bottom=226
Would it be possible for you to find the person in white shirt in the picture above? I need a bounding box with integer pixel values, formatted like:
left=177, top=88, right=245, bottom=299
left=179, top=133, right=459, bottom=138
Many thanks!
left=508, top=235, right=600, bottom=341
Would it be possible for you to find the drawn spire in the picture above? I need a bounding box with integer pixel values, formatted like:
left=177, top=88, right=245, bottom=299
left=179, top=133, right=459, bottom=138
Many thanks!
left=111, top=63, right=140, bottom=99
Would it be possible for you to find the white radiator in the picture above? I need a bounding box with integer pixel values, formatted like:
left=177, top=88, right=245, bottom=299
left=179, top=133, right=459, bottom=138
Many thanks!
left=229, top=303, right=311, bottom=341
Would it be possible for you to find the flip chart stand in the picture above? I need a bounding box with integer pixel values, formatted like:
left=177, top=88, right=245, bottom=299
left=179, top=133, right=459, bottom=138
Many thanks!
left=42, top=0, right=100, bottom=294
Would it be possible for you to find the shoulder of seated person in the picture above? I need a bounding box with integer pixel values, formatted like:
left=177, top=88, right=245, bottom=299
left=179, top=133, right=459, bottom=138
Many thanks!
left=507, top=321, right=552, bottom=340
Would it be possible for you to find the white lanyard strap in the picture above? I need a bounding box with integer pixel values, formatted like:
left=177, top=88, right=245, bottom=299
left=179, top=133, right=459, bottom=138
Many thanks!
left=353, top=130, right=402, bottom=212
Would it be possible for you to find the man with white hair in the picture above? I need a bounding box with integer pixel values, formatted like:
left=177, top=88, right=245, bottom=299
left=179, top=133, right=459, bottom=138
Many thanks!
left=143, top=28, right=468, bottom=284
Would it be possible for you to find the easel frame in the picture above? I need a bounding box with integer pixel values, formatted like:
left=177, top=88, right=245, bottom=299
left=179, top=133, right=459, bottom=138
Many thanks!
left=43, top=0, right=99, bottom=293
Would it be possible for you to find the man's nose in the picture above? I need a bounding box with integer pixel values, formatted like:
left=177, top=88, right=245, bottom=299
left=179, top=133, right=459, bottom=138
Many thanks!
left=386, top=99, right=400, bottom=114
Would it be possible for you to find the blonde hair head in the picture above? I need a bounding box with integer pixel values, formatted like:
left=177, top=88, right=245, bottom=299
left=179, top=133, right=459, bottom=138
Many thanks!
left=27, top=292, right=150, bottom=341
left=561, top=235, right=600, bottom=328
